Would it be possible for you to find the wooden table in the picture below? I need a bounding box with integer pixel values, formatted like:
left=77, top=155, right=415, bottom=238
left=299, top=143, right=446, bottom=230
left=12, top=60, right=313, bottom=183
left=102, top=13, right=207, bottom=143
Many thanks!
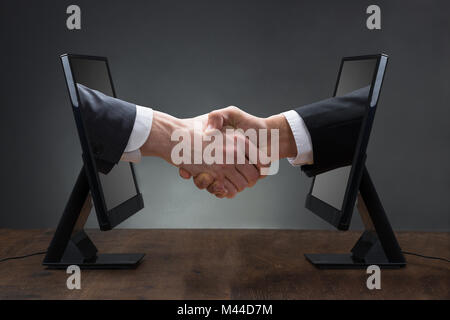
left=0, top=229, right=448, bottom=299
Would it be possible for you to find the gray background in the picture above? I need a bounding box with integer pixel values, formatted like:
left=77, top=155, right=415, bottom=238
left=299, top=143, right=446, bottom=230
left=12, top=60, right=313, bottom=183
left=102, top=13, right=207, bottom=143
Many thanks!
left=1, top=0, right=449, bottom=231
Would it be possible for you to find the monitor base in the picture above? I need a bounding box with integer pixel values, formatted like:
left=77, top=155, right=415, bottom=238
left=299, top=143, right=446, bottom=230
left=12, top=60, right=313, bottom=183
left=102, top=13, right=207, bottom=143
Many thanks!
left=43, top=168, right=145, bottom=270
left=43, top=253, right=145, bottom=269
left=304, top=167, right=406, bottom=270
left=304, top=253, right=405, bottom=269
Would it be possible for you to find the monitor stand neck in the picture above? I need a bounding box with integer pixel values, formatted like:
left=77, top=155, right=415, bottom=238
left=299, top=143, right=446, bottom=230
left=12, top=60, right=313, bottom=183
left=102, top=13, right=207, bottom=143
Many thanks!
left=42, top=166, right=144, bottom=269
left=305, top=166, right=406, bottom=269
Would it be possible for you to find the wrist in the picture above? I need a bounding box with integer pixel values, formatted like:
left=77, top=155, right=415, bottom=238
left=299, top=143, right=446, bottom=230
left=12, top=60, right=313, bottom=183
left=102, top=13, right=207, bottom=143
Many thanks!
left=140, top=111, right=184, bottom=163
left=264, top=114, right=297, bottom=159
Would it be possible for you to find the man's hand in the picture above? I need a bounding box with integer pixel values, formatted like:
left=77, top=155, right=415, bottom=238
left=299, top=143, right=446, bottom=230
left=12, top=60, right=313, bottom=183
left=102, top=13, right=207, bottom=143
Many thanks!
left=206, top=106, right=267, bottom=133
left=180, top=106, right=298, bottom=196
left=139, top=111, right=261, bottom=198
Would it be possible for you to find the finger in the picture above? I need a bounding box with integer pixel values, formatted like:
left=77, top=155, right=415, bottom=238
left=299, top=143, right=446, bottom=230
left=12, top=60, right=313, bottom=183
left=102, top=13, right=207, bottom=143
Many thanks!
left=193, top=172, right=215, bottom=190
left=224, top=166, right=248, bottom=193
left=234, top=133, right=269, bottom=175
left=236, top=163, right=260, bottom=187
left=207, top=180, right=227, bottom=198
left=222, top=132, right=262, bottom=187
left=206, top=106, right=240, bottom=132
left=223, top=178, right=238, bottom=199
left=206, top=110, right=225, bottom=132
left=179, top=167, right=192, bottom=179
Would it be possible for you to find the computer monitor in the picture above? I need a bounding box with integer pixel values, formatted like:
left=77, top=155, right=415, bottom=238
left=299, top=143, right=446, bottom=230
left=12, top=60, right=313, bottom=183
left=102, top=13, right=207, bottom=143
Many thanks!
left=304, top=54, right=406, bottom=268
left=62, top=55, right=143, bottom=230
left=43, top=54, right=144, bottom=269
left=305, top=55, right=384, bottom=231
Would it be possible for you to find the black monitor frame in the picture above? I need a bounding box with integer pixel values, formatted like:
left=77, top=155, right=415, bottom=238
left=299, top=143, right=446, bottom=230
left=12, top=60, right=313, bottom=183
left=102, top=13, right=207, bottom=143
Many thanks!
left=304, top=54, right=406, bottom=269
left=60, top=54, right=143, bottom=231
left=43, top=54, right=145, bottom=269
left=305, top=54, right=387, bottom=231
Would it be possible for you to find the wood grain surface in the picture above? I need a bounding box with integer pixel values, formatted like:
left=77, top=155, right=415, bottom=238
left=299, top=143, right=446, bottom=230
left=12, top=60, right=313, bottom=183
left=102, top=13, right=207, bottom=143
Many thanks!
left=0, top=229, right=448, bottom=299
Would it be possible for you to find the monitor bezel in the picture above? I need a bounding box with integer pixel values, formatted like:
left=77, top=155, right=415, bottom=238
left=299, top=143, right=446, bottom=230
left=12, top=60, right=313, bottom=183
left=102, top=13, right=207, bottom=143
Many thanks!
left=305, top=54, right=388, bottom=231
left=60, top=53, right=144, bottom=231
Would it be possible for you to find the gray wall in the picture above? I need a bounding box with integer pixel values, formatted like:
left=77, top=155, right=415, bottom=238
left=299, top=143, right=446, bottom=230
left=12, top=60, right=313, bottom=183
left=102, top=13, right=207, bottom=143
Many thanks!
left=1, top=0, right=449, bottom=231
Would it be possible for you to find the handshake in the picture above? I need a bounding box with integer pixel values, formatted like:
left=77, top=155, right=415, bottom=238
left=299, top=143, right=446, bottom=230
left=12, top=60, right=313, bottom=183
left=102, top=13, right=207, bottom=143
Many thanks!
left=78, top=83, right=368, bottom=196
left=138, top=106, right=299, bottom=199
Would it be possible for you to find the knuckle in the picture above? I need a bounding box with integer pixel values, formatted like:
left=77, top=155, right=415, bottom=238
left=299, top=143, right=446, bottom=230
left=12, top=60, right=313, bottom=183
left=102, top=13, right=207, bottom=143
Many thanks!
left=227, top=105, right=239, bottom=114
left=209, top=110, right=219, bottom=118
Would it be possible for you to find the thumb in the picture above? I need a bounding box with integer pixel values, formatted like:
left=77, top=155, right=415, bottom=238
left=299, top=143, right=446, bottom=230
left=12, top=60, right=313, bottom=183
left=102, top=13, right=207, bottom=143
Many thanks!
left=205, top=106, right=242, bottom=133
left=205, top=110, right=225, bottom=133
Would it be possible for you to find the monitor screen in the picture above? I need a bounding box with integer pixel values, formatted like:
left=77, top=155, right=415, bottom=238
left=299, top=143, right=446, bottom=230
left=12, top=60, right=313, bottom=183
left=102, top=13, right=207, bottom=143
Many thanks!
left=70, top=58, right=138, bottom=211
left=310, top=59, right=377, bottom=210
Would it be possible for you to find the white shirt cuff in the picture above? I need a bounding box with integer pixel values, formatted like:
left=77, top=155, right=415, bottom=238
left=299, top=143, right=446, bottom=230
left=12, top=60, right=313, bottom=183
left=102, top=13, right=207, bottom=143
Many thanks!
left=121, top=105, right=153, bottom=163
left=282, top=110, right=314, bottom=166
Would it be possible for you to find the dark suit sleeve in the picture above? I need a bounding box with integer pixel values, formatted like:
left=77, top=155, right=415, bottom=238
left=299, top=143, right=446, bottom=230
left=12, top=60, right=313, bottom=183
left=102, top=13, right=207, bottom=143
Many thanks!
left=77, top=83, right=136, bottom=174
left=294, top=86, right=370, bottom=177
